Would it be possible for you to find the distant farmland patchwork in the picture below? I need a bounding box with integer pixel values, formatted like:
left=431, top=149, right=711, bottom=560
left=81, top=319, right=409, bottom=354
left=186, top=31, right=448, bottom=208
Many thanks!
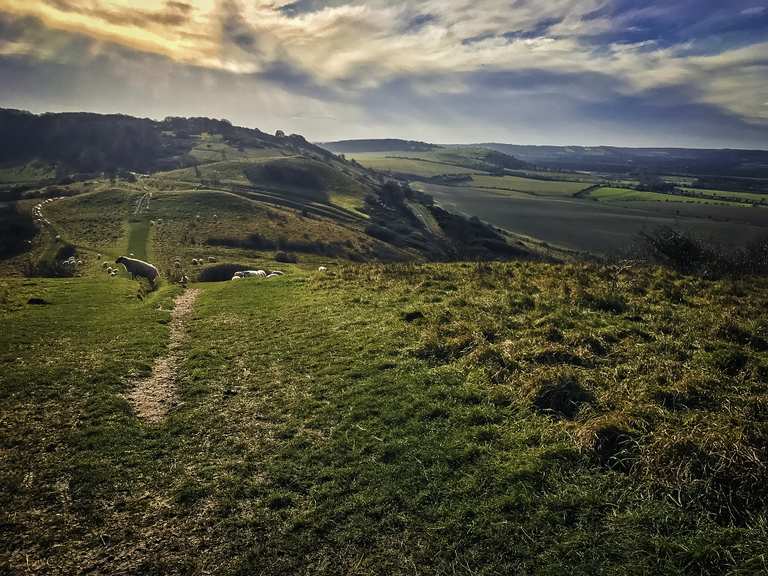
left=346, top=148, right=768, bottom=255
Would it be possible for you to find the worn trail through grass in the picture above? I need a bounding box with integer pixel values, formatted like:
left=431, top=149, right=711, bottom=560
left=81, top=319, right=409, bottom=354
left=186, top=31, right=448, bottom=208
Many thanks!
left=127, top=288, right=199, bottom=423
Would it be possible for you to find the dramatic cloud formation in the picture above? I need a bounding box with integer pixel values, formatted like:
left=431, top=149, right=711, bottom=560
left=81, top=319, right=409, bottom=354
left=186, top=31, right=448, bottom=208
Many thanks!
left=0, top=0, right=766, bottom=147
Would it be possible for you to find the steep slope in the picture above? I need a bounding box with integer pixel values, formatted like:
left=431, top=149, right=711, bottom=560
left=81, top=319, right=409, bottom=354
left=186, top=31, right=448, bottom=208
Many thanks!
left=0, top=110, right=535, bottom=276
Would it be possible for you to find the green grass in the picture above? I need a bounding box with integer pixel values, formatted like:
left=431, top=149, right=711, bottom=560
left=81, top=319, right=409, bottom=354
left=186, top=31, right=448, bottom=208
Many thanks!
left=348, top=153, right=485, bottom=176
left=2, top=262, right=767, bottom=574
left=590, top=187, right=747, bottom=206
left=681, top=188, right=768, bottom=204
left=126, top=218, right=151, bottom=260
left=0, top=160, right=55, bottom=183
left=469, top=174, right=592, bottom=196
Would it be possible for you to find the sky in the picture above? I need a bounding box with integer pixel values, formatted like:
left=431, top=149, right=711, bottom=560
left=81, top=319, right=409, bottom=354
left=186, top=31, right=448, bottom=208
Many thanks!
left=0, top=0, right=766, bottom=148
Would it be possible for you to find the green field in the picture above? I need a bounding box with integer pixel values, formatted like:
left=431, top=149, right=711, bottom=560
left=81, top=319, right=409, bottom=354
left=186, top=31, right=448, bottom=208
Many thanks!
left=349, top=153, right=485, bottom=177
left=681, top=187, right=768, bottom=204
left=3, top=262, right=768, bottom=574
left=589, top=187, right=747, bottom=206
left=469, top=174, right=592, bottom=196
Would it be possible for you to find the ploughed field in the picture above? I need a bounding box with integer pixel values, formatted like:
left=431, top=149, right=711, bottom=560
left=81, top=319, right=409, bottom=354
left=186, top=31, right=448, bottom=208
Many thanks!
left=2, top=261, right=768, bottom=574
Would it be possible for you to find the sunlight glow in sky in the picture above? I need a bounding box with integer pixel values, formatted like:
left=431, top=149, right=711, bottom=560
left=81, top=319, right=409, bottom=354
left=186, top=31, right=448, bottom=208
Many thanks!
left=1, top=0, right=767, bottom=147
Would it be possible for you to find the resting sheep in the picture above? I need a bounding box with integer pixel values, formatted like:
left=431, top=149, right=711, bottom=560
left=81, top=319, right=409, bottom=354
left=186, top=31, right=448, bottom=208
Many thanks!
left=318, top=266, right=328, bottom=272
left=243, top=270, right=267, bottom=278
left=115, top=256, right=159, bottom=284
left=268, top=270, right=285, bottom=276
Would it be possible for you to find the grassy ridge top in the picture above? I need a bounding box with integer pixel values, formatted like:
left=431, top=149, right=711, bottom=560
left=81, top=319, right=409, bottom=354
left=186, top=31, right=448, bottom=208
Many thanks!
left=2, top=262, right=767, bottom=573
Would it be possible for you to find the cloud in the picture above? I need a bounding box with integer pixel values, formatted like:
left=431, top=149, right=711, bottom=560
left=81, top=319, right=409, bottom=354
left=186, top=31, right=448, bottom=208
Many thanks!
left=0, top=0, right=766, bottom=146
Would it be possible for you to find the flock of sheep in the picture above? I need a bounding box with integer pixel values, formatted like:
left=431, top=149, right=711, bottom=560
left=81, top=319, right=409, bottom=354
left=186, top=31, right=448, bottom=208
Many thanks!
left=32, top=196, right=62, bottom=227
left=232, top=270, right=284, bottom=280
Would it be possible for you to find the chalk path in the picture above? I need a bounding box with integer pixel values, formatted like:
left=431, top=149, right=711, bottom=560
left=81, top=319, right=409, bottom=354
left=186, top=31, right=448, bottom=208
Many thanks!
left=128, top=288, right=200, bottom=423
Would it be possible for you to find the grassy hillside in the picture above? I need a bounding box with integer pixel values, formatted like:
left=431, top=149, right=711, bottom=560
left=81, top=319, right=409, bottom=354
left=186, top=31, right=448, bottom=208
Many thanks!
left=2, top=262, right=767, bottom=574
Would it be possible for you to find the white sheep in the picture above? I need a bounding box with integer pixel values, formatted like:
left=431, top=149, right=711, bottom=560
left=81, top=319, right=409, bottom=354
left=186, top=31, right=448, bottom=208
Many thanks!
left=106, top=267, right=113, bottom=274
left=191, top=258, right=199, bottom=266
left=207, top=256, right=217, bottom=263
left=102, top=261, right=110, bottom=268
left=268, top=270, right=285, bottom=276
left=242, top=270, right=267, bottom=278
left=231, top=275, right=242, bottom=281
left=115, top=256, right=159, bottom=284
left=110, top=270, right=117, bottom=277
left=266, top=273, right=280, bottom=279
left=318, top=266, right=328, bottom=272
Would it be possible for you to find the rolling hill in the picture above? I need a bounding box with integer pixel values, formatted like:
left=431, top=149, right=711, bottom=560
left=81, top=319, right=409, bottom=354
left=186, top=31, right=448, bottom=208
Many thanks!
left=0, top=109, right=538, bottom=278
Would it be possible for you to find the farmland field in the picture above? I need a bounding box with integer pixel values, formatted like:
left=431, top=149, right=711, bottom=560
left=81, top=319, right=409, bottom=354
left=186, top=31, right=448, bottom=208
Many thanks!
left=469, top=174, right=592, bottom=196
left=348, top=153, right=485, bottom=176
left=417, top=182, right=768, bottom=254
left=589, top=187, right=746, bottom=207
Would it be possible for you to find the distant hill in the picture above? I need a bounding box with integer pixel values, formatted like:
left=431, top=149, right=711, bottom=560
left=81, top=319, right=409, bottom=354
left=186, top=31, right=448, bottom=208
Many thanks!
left=319, top=139, right=439, bottom=154
left=476, top=143, right=768, bottom=180
left=0, top=109, right=536, bottom=271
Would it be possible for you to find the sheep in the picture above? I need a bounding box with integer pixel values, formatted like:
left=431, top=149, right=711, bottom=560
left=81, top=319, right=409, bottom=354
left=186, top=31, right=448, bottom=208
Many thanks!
left=115, top=256, right=159, bottom=284
left=268, top=270, right=285, bottom=276
left=102, top=261, right=110, bottom=269
left=76, top=260, right=83, bottom=266
left=97, top=254, right=101, bottom=259
left=207, top=256, right=217, bottom=263
left=110, top=270, right=117, bottom=277
left=242, top=270, right=267, bottom=278
left=191, top=258, right=199, bottom=266
left=231, top=275, right=242, bottom=281
left=106, top=267, right=113, bottom=274
left=318, top=266, right=328, bottom=272
left=180, top=275, right=189, bottom=285
left=266, top=273, right=280, bottom=279
left=173, top=261, right=182, bottom=268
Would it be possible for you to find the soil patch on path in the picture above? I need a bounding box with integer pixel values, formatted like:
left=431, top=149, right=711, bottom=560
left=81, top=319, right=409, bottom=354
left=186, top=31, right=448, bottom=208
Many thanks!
left=127, top=288, right=199, bottom=423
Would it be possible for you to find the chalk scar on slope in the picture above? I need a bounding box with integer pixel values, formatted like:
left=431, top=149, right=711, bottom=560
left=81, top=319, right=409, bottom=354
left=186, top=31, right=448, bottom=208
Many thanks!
left=128, top=288, right=200, bottom=423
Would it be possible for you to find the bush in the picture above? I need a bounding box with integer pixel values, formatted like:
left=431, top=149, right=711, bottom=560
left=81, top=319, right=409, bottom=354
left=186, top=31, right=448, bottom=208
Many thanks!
left=197, top=263, right=251, bottom=282
left=274, top=251, right=298, bottom=263
left=638, top=227, right=768, bottom=278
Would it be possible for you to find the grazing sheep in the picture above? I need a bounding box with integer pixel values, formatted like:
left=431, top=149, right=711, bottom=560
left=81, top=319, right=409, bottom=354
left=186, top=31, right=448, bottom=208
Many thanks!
left=268, top=270, right=285, bottom=276
left=97, top=253, right=101, bottom=259
left=173, top=261, right=182, bottom=268
left=231, top=275, right=242, bottom=281
left=115, top=256, right=159, bottom=284
left=180, top=275, right=189, bottom=285
left=318, top=266, right=328, bottom=272
left=106, top=267, right=113, bottom=274
left=55, top=235, right=61, bottom=241
left=191, top=258, right=199, bottom=266
left=102, top=261, right=110, bottom=268
left=76, top=260, right=83, bottom=266
left=207, top=256, right=217, bottom=263
left=242, top=270, right=267, bottom=278
left=110, top=270, right=117, bottom=277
